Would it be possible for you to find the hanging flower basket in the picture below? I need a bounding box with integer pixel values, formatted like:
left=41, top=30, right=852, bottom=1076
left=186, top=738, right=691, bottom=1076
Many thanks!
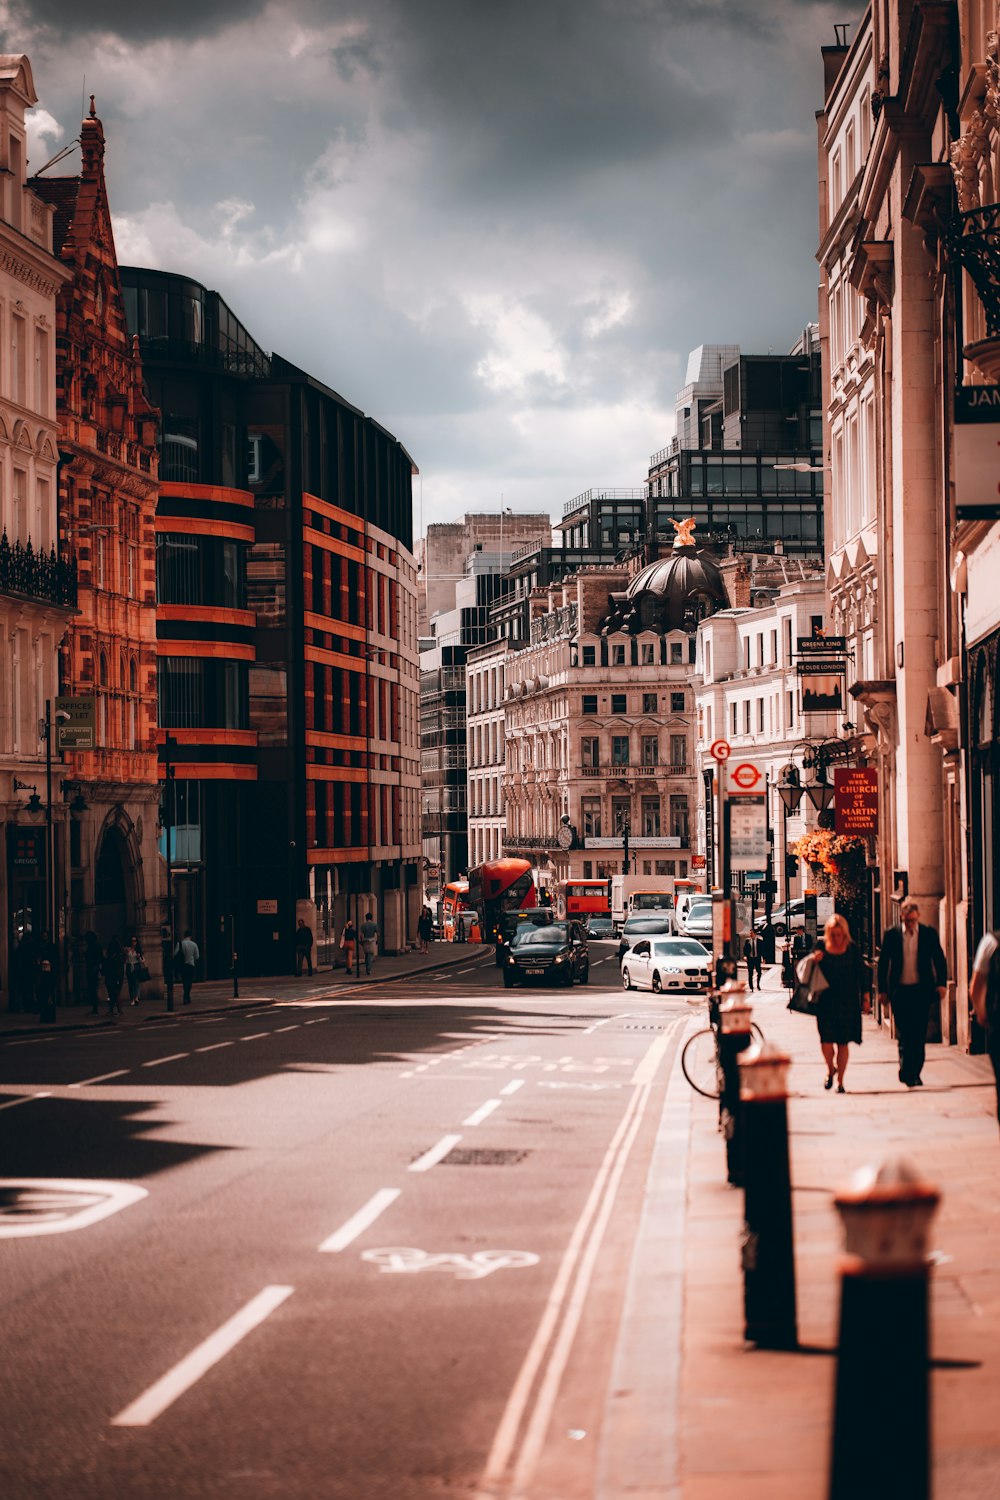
left=791, top=829, right=868, bottom=904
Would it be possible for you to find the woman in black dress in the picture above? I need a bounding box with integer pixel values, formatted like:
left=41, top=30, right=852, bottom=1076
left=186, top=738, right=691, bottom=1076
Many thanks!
left=812, top=913, right=869, bottom=1094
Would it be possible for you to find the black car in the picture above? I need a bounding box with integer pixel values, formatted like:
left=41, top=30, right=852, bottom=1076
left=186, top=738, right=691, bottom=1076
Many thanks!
left=503, top=921, right=589, bottom=987
left=494, top=908, right=555, bottom=965
left=617, top=913, right=674, bottom=965
left=583, top=915, right=615, bottom=940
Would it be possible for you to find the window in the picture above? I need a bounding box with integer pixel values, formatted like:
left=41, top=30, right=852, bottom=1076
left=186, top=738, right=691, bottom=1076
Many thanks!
left=582, top=644, right=596, bottom=667
left=642, top=735, right=658, bottom=766
left=731, top=702, right=738, bottom=735
left=611, top=693, right=627, bottom=715
left=581, top=736, right=599, bottom=768
left=582, top=798, right=602, bottom=838
left=670, top=692, right=685, bottom=712
left=582, top=861, right=593, bottom=878
left=744, top=701, right=751, bottom=734
left=641, top=643, right=655, bottom=665
left=642, top=692, right=657, bottom=714
left=612, top=643, right=626, bottom=666
left=670, top=734, right=686, bottom=767
left=670, top=642, right=683, bottom=663
left=582, top=694, right=598, bottom=715
left=612, top=797, right=630, bottom=834
left=670, top=795, right=689, bottom=842
left=641, top=796, right=660, bottom=837
left=612, top=735, right=630, bottom=766
left=757, top=698, right=765, bottom=733
left=655, top=861, right=676, bottom=876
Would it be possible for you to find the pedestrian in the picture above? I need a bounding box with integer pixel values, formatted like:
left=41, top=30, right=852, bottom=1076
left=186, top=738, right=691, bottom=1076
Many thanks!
left=743, top=930, right=763, bottom=991
left=294, top=918, right=314, bottom=977
left=174, top=930, right=199, bottom=1004
left=970, top=929, right=1000, bottom=1130
left=804, top=913, right=869, bottom=1094
left=780, top=939, right=795, bottom=991
left=104, top=936, right=125, bottom=1017
left=34, top=929, right=57, bottom=1023
left=876, top=899, right=948, bottom=1088
left=417, top=905, right=432, bottom=954
left=340, top=916, right=358, bottom=976
left=84, top=932, right=104, bottom=1016
left=124, top=934, right=145, bottom=1006
left=9, top=932, right=35, bottom=1013
left=361, top=910, right=379, bottom=977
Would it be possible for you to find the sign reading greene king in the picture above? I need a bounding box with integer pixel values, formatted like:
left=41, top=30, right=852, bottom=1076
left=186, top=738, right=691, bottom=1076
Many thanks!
left=834, top=766, right=878, bottom=835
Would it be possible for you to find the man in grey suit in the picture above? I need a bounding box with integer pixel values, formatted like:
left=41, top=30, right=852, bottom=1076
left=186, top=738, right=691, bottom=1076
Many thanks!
left=876, top=899, right=948, bottom=1087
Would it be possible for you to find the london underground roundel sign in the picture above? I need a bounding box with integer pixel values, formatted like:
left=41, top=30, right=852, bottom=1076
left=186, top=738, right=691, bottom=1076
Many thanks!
left=709, top=739, right=731, bottom=762
left=730, top=761, right=763, bottom=793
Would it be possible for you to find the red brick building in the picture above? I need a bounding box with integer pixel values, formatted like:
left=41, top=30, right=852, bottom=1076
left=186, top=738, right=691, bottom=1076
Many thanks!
left=34, top=102, right=163, bottom=979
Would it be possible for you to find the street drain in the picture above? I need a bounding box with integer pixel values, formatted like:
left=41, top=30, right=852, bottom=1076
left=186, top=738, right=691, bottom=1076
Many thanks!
left=442, top=1148, right=529, bottom=1166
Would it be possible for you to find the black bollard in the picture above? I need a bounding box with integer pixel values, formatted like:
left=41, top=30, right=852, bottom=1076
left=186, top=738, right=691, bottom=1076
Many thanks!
left=738, top=1040, right=797, bottom=1349
left=717, top=982, right=753, bottom=1187
left=829, top=1159, right=940, bottom=1500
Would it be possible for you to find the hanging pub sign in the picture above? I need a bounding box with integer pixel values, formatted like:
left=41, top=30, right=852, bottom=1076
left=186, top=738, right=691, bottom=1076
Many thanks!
left=797, top=661, right=846, bottom=714
left=796, top=635, right=847, bottom=655
left=954, top=385, right=1000, bottom=520
left=834, top=766, right=878, bottom=835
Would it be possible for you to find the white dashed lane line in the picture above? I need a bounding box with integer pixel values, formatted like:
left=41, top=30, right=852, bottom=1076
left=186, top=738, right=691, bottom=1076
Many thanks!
left=409, top=1134, right=462, bottom=1173
left=500, top=1079, right=525, bottom=1096
left=463, top=1098, right=503, bottom=1127
left=142, top=1053, right=189, bottom=1069
left=0, top=1092, right=51, bottom=1110
left=69, top=1070, right=129, bottom=1088
left=110, top=1285, right=294, bottom=1428
left=318, top=1188, right=401, bottom=1253
left=195, top=1042, right=234, bottom=1053
left=273, top=1025, right=300, bottom=1034
left=240, top=1033, right=271, bottom=1042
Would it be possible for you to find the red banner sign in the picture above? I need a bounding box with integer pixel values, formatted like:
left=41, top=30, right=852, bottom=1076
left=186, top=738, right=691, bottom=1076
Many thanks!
left=834, top=767, right=878, bottom=835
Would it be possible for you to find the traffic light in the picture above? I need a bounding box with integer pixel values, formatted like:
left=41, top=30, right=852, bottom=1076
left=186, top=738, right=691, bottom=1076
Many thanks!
left=785, top=853, right=799, bottom=883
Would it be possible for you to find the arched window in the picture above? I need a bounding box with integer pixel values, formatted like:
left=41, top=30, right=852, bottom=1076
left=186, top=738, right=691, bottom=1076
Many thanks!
left=99, top=651, right=109, bottom=687
left=129, top=657, right=138, bottom=693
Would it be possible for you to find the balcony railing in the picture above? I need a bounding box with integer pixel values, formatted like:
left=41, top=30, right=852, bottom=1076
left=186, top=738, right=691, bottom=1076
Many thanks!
left=562, top=486, right=647, bottom=517
left=503, top=834, right=553, bottom=851
left=0, top=532, right=77, bottom=608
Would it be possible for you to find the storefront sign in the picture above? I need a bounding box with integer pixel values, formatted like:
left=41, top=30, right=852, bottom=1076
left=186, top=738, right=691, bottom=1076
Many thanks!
left=585, top=836, right=681, bottom=849
left=8, top=827, right=43, bottom=873
left=55, top=695, right=96, bottom=751
left=256, top=898, right=279, bottom=915
left=954, top=386, right=1000, bottom=519
left=796, top=636, right=847, bottom=655
left=728, top=795, right=768, bottom=872
left=834, top=766, right=878, bottom=835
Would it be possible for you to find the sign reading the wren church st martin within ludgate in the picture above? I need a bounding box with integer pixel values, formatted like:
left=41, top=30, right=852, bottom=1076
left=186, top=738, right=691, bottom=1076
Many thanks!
left=834, top=767, right=878, bottom=835
left=954, top=385, right=1000, bottom=520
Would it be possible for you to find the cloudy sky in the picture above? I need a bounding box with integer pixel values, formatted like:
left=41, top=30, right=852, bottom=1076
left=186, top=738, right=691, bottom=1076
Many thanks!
left=6, top=0, right=859, bottom=533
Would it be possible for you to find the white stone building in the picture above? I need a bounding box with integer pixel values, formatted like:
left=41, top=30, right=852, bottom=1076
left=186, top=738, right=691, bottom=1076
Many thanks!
left=466, top=634, right=507, bottom=867
left=0, top=54, right=73, bottom=990
left=694, top=575, right=837, bottom=908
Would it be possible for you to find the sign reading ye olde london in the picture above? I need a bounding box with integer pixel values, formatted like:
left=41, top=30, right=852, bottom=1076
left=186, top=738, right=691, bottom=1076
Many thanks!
left=834, top=767, right=878, bottom=836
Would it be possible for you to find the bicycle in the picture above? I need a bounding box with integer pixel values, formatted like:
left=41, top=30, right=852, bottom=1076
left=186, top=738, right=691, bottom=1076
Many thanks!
left=680, top=1004, right=765, bottom=1099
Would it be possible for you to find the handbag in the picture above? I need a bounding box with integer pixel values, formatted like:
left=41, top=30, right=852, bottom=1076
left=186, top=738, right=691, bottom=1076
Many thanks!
left=788, top=953, right=829, bottom=1015
left=137, top=964, right=150, bottom=982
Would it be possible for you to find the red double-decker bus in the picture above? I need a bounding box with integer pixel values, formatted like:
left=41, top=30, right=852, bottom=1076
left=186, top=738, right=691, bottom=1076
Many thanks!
left=557, top=880, right=612, bottom=922
left=467, top=858, right=537, bottom=947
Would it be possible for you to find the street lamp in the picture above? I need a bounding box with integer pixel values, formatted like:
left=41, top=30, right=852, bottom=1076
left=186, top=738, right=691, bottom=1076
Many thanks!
left=775, top=764, right=804, bottom=910
left=621, top=813, right=631, bottom=876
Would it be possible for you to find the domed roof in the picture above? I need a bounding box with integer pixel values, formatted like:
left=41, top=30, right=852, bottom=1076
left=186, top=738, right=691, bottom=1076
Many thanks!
left=599, top=526, right=729, bottom=635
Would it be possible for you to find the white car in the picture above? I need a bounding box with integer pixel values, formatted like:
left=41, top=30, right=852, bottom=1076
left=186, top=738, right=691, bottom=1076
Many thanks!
left=621, top=936, right=712, bottom=994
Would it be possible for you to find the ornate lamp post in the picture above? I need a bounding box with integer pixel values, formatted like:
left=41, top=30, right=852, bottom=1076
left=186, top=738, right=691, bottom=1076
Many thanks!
left=775, top=764, right=804, bottom=909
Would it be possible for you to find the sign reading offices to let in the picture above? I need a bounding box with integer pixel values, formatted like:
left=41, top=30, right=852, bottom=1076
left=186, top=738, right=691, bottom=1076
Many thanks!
left=55, top=695, right=96, bottom=751
left=834, top=767, right=878, bottom=835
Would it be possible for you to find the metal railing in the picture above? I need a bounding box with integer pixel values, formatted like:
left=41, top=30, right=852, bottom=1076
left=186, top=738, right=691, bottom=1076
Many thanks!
left=948, top=202, right=1000, bottom=336
left=562, top=486, right=647, bottom=516
left=0, top=532, right=77, bottom=608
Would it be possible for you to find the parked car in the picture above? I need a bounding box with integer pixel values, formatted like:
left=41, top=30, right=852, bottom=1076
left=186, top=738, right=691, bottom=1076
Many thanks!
left=678, top=900, right=714, bottom=941
left=503, top=921, right=589, bottom=987
left=583, top=915, right=615, bottom=940
left=755, top=899, right=806, bottom=937
left=617, top=913, right=674, bottom=965
left=621, top=936, right=712, bottom=994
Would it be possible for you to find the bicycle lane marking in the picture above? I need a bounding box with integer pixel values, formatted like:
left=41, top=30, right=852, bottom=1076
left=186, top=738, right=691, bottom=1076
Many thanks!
left=475, top=1016, right=684, bottom=1497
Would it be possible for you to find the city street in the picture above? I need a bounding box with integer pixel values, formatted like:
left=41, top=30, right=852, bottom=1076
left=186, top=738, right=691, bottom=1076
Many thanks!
left=0, top=940, right=689, bottom=1500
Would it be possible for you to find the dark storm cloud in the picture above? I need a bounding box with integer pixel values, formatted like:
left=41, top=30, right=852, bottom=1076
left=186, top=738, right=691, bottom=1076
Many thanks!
left=3, top=0, right=271, bottom=42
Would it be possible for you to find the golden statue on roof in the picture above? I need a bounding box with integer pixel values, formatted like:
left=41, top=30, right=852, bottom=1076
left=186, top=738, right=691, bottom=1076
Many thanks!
left=671, top=516, right=698, bottom=549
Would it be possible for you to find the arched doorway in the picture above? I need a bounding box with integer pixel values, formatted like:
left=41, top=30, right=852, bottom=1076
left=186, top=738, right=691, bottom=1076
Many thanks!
left=94, top=826, right=131, bottom=944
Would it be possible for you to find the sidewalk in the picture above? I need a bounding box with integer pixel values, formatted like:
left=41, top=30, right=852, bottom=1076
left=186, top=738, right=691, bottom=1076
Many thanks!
left=674, top=964, right=1000, bottom=1497
left=0, top=940, right=489, bottom=1037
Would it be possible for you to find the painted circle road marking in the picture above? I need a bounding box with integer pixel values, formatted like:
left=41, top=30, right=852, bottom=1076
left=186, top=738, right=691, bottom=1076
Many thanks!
left=730, top=761, right=763, bottom=791
left=361, top=1247, right=540, bottom=1280
left=709, top=738, right=731, bottom=761
left=0, top=1178, right=148, bottom=1238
